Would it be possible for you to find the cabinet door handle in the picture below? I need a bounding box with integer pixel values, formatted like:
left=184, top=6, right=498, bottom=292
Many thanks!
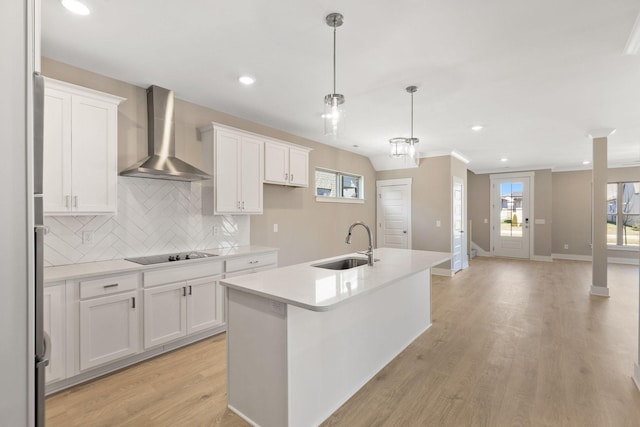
left=183, top=286, right=187, bottom=297
left=132, top=297, right=136, bottom=309
left=242, top=201, right=245, bottom=210
left=65, top=195, right=70, bottom=208
left=284, top=173, right=288, bottom=181
left=237, top=201, right=241, bottom=210
left=103, top=283, right=118, bottom=289
left=188, top=285, right=192, bottom=295
left=249, top=260, right=259, bottom=264
left=73, top=196, right=78, bottom=208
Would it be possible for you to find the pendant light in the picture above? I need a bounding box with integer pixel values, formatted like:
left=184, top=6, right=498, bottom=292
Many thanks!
left=324, top=13, right=345, bottom=137
left=389, top=86, right=419, bottom=166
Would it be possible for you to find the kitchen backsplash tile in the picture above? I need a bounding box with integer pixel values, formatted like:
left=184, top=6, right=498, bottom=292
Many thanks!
left=43, top=177, right=249, bottom=266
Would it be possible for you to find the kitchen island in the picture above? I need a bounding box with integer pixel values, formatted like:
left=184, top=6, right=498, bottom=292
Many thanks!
left=220, top=247, right=450, bottom=427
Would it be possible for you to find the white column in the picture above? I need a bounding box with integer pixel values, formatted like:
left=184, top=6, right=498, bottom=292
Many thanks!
left=588, top=129, right=615, bottom=297
left=635, top=248, right=640, bottom=391
left=635, top=271, right=640, bottom=390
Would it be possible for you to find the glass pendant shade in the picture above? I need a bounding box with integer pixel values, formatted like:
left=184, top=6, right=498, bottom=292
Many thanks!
left=389, top=86, right=419, bottom=166
left=324, top=93, right=345, bottom=137
left=389, top=138, right=409, bottom=158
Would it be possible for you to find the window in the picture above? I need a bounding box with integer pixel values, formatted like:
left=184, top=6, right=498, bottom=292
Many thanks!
left=315, top=168, right=364, bottom=203
left=607, top=182, right=639, bottom=247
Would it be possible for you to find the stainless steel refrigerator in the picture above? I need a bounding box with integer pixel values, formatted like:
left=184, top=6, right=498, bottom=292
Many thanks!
left=33, top=72, right=49, bottom=427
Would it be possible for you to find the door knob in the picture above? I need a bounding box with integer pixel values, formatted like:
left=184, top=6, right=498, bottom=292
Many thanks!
left=403, top=230, right=407, bottom=234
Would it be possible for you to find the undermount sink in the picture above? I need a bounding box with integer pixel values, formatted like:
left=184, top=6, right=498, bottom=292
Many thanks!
left=313, top=257, right=369, bottom=270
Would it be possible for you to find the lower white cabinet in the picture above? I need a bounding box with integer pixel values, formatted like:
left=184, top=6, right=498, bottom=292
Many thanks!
left=143, top=282, right=187, bottom=348
left=187, top=276, right=223, bottom=333
left=79, top=290, right=139, bottom=371
left=144, top=275, right=221, bottom=349
left=44, top=283, right=66, bottom=384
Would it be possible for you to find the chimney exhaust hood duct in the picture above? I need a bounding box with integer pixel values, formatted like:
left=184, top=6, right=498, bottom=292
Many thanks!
left=120, top=85, right=211, bottom=181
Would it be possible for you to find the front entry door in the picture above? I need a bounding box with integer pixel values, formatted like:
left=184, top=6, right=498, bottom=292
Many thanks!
left=491, top=175, right=531, bottom=259
left=376, top=179, right=412, bottom=249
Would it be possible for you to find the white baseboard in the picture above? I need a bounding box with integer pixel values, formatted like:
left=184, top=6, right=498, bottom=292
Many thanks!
left=471, top=242, right=491, bottom=257
left=634, top=363, right=640, bottom=392
left=432, top=267, right=453, bottom=277
left=590, top=285, right=610, bottom=297
left=531, top=255, right=553, bottom=262
left=551, top=253, right=592, bottom=262
left=551, top=253, right=639, bottom=265
left=609, top=257, right=640, bottom=266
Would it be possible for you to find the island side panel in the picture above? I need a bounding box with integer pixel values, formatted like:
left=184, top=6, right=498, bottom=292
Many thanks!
left=286, top=268, right=432, bottom=426
left=226, top=288, right=288, bottom=427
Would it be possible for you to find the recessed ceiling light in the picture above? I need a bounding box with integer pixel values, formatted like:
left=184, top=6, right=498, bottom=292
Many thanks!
left=238, top=75, right=256, bottom=85
left=582, top=160, right=591, bottom=165
left=471, top=125, right=484, bottom=132
left=500, top=157, right=508, bottom=162
left=61, top=0, right=90, bottom=15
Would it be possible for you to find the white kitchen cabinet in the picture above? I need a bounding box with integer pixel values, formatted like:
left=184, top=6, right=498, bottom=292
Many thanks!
left=143, top=282, right=187, bottom=348
left=264, top=140, right=310, bottom=187
left=79, top=290, right=139, bottom=371
left=186, top=276, right=224, bottom=333
left=144, top=275, right=222, bottom=349
left=200, top=124, right=263, bottom=214
left=43, top=77, right=124, bottom=215
left=44, top=283, right=66, bottom=384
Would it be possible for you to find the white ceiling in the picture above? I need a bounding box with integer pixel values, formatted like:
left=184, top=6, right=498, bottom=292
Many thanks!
left=42, top=0, right=640, bottom=173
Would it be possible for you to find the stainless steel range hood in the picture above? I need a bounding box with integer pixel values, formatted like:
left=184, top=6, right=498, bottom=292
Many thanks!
left=120, top=85, right=211, bottom=181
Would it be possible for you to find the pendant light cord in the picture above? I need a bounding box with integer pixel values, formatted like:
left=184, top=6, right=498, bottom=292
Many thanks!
left=333, top=24, right=337, bottom=95
left=410, top=90, right=414, bottom=140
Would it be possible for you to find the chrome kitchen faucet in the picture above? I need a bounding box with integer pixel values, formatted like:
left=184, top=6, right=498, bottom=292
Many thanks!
left=345, top=221, right=374, bottom=266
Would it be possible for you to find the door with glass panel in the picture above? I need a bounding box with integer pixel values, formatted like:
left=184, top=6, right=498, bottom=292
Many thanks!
left=491, top=176, right=531, bottom=258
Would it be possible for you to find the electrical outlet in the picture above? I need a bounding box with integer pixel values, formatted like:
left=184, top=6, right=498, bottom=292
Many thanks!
left=436, top=220, right=441, bottom=227
left=273, top=224, right=278, bottom=233
left=213, top=226, right=220, bottom=236
left=484, top=218, right=488, bottom=224
left=82, top=231, right=94, bottom=244
left=270, top=301, right=286, bottom=316
left=564, top=244, right=569, bottom=250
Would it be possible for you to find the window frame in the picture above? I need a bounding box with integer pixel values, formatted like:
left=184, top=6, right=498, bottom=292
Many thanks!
left=606, top=181, right=639, bottom=249
left=315, top=167, right=365, bottom=204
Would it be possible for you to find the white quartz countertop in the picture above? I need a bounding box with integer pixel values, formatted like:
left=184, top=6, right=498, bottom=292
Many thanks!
left=44, top=245, right=278, bottom=282
left=220, top=248, right=451, bottom=312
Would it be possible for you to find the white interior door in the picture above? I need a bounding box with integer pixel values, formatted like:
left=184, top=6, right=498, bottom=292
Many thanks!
left=452, top=177, right=465, bottom=272
left=491, top=174, right=532, bottom=259
left=376, top=179, right=412, bottom=249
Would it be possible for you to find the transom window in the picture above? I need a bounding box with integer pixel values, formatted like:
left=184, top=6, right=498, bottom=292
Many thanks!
left=607, top=182, right=639, bottom=247
left=315, top=168, right=364, bottom=203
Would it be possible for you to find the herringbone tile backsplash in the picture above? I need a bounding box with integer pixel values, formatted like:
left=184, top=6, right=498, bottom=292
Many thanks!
left=43, top=177, right=249, bottom=266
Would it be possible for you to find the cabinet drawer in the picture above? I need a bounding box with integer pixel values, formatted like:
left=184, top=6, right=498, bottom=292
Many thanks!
left=225, top=252, right=277, bottom=273
left=80, top=273, right=138, bottom=299
left=144, top=261, right=223, bottom=288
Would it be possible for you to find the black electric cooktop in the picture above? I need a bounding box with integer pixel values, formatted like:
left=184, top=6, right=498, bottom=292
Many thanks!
left=125, top=251, right=217, bottom=265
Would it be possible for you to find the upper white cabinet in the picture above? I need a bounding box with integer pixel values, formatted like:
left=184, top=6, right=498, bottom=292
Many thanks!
left=43, top=77, right=124, bottom=215
left=264, top=140, right=311, bottom=187
left=200, top=124, right=263, bottom=214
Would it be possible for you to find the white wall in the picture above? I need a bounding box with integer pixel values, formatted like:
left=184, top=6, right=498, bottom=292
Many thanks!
left=0, top=0, right=31, bottom=424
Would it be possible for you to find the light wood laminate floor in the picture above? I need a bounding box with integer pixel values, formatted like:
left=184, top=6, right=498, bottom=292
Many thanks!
left=46, top=258, right=640, bottom=426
